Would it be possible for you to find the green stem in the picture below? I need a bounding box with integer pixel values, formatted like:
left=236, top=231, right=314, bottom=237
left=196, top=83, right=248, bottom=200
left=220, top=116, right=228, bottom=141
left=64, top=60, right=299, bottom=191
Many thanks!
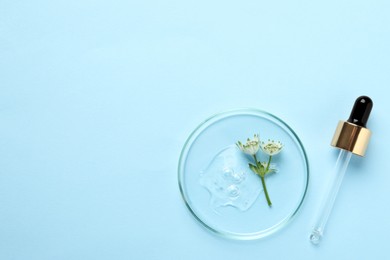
left=254, top=154, right=273, bottom=207
left=266, top=155, right=272, bottom=172
left=260, top=176, right=272, bottom=207
left=253, top=154, right=259, bottom=166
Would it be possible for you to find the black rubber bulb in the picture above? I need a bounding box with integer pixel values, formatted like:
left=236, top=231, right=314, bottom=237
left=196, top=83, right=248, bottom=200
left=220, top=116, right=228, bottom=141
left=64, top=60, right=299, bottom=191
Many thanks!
left=347, top=96, right=373, bottom=127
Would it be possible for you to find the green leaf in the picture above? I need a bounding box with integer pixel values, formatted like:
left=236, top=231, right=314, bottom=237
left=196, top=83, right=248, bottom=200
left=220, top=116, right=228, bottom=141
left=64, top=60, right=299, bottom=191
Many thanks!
left=259, top=162, right=265, bottom=170
left=248, top=163, right=260, bottom=175
left=248, top=163, right=256, bottom=171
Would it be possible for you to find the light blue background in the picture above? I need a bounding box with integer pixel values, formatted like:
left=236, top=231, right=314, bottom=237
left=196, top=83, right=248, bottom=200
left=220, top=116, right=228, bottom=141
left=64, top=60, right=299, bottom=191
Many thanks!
left=1, top=0, right=389, bottom=259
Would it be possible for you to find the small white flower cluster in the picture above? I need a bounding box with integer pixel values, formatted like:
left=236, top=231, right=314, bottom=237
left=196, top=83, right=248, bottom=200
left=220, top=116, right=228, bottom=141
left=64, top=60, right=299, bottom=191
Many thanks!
left=236, top=134, right=260, bottom=155
left=237, top=134, right=283, bottom=207
left=236, top=135, right=283, bottom=156
left=260, top=139, right=283, bottom=156
left=236, top=134, right=284, bottom=207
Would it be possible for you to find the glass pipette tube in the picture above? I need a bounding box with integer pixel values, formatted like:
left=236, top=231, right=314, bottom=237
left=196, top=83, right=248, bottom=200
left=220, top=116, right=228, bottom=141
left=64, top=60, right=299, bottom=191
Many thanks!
left=310, top=149, right=352, bottom=244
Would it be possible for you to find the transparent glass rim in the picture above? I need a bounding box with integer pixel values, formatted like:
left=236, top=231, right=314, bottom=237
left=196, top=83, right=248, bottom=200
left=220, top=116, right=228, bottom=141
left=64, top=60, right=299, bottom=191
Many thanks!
left=178, top=108, right=310, bottom=240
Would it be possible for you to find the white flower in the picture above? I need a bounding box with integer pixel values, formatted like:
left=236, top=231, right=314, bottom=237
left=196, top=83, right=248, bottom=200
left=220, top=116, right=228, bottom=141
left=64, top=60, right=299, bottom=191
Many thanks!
left=236, top=134, right=260, bottom=155
left=260, top=139, right=283, bottom=156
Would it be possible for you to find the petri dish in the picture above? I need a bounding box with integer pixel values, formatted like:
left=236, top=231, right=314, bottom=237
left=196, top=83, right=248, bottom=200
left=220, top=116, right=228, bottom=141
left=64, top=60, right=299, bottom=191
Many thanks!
left=178, top=109, right=309, bottom=240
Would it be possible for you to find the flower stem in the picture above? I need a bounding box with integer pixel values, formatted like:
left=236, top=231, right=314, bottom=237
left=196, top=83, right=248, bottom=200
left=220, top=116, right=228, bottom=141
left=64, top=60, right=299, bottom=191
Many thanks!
left=253, top=154, right=258, bottom=166
left=260, top=176, right=272, bottom=206
left=266, top=155, right=272, bottom=172
left=253, top=154, right=273, bottom=206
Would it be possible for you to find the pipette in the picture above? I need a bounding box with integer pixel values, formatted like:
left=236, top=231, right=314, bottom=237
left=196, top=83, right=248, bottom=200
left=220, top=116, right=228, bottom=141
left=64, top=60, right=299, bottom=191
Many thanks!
left=310, top=96, right=373, bottom=245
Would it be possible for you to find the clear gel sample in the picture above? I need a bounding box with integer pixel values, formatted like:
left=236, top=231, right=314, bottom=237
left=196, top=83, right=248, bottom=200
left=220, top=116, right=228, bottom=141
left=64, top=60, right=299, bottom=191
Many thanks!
left=199, top=146, right=262, bottom=211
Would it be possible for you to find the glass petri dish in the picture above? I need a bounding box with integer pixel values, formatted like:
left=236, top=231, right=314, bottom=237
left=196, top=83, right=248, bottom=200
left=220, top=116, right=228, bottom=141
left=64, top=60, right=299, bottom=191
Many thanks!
left=178, top=109, right=309, bottom=240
